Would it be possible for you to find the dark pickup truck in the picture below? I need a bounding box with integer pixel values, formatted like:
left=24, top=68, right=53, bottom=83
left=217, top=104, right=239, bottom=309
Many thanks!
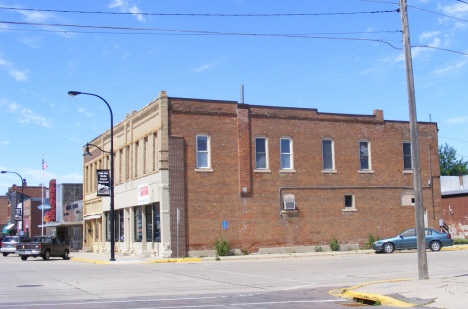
left=15, top=236, right=70, bottom=261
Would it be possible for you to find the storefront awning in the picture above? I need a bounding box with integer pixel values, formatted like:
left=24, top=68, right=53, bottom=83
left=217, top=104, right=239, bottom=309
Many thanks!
left=2, top=223, right=16, bottom=233
left=84, top=214, right=102, bottom=220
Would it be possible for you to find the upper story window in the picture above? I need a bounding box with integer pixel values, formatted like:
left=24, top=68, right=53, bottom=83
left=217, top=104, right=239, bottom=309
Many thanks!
left=403, top=142, right=412, bottom=171
left=322, top=139, right=334, bottom=171
left=255, top=137, right=268, bottom=169
left=280, top=137, right=292, bottom=170
left=196, top=135, right=210, bottom=169
left=359, top=141, right=370, bottom=170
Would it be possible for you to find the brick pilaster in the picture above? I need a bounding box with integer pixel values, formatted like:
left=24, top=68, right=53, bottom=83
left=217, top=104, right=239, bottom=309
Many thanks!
left=237, top=104, right=252, bottom=197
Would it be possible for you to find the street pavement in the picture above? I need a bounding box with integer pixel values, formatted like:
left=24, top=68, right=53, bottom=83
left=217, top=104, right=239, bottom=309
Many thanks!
left=70, top=245, right=468, bottom=308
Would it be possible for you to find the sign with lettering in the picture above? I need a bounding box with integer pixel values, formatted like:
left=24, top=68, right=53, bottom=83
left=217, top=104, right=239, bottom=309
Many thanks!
left=138, top=184, right=149, bottom=205
left=97, top=170, right=111, bottom=196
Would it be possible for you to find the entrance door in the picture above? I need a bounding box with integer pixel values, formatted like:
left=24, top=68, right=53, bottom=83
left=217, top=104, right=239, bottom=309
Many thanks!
left=70, top=226, right=83, bottom=250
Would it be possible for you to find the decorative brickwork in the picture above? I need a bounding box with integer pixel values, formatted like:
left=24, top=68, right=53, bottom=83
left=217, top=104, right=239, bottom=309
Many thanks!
left=169, top=136, right=186, bottom=257
left=237, top=105, right=252, bottom=197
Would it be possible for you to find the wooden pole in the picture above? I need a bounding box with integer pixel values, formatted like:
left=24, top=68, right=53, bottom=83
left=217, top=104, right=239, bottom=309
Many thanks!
left=400, top=0, right=429, bottom=280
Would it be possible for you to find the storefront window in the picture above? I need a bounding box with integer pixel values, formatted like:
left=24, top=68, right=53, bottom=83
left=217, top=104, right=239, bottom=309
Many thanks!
left=134, top=206, right=142, bottom=242
left=115, top=209, right=124, bottom=242
left=146, top=205, right=152, bottom=242
left=153, top=203, right=161, bottom=242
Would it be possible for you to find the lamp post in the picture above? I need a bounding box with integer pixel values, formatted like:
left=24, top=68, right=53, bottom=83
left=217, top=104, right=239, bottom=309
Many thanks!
left=68, top=91, right=115, bottom=261
left=1, top=171, right=24, bottom=235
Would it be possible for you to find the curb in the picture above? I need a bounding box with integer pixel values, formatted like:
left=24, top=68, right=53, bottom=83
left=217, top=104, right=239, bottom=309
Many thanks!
left=71, top=257, right=202, bottom=264
left=329, top=279, right=416, bottom=307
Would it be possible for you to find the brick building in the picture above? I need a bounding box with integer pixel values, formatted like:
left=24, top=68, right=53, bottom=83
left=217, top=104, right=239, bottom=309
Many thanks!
left=2, top=182, right=46, bottom=235
left=83, top=91, right=441, bottom=257
left=441, top=175, right=468, bottom=239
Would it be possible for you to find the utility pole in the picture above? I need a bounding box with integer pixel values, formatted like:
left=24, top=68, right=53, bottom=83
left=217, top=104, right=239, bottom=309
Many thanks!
left=400, top=0, right=429, bottom=280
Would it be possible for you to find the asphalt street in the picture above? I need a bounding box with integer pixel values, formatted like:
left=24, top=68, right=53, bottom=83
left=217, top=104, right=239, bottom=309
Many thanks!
left=1, top=249, right=467, bottom=308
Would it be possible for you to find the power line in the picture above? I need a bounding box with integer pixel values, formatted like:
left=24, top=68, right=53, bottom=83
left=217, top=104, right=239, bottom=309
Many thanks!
left=439, top=136, right=468, bottom=144
left=1, top=26, right=402, bottom=37
left=0, top=20, right=404, bottom=49
left=0, top=6, right=400, bottom=17
left=455, top=0, right=468, bottom=5
left=411, top=45, right=468, bottom=56
left=408, top=5, right=468, bottom=23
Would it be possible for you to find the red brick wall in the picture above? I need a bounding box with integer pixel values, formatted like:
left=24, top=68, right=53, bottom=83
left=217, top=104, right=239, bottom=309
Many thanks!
left=169, top=99, right=441, bottom=252
left=442, top=193, right=468, bottom=239
left=0, top=196, right=9, bottom=225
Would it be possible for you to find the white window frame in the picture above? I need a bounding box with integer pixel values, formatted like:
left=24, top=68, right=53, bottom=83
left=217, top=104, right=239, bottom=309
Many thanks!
left=254, top=136, right=270, bottom=171
left=359, top=140, right=373, bottom=172
left=196, top=134, right=212, bottom=171
left=322, top=139, right=336, bottom=172
left=283, top=194, right=296, bottom=210
left=343, top=193, right=357, bottom=212
left=280, top=137, right=294, bottom=171
left=403, top=141, right=412, bottom=172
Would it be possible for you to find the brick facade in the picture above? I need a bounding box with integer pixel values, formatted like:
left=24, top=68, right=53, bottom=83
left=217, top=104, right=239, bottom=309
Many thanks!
left=168, top=98, right=441, bottom=253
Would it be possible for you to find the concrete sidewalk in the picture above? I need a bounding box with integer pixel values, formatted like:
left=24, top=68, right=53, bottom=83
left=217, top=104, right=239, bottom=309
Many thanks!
left=70, top=245, right=468, bottom=308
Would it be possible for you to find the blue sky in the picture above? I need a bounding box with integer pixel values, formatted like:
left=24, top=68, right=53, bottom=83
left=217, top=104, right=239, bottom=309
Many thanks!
left=1, top=0, right=467, bottom=194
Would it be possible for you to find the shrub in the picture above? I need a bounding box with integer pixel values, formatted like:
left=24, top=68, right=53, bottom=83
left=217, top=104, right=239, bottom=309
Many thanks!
left=241, top=248, right=248, bottom=255
left=215, top=236, right=230, bottom=257
left=454, top=239, right=468, bottom=244
left=363, top=233, right=378, bottom=249
left=330, top=236, right=340, bottom=251
left=315, top=244, right=324, bottom=252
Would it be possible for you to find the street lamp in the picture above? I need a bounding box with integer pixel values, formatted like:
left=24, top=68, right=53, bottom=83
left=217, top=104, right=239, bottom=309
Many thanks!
left=68, top=91, right=116, bottom=261
left=1, top=171, right=24, bottom=235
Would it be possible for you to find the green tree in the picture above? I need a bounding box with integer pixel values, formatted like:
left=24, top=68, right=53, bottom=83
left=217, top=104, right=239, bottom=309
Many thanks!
left=439, top=143, right=468, bottom=176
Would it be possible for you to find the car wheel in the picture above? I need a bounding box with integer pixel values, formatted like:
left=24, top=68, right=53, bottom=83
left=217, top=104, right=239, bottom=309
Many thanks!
left=21, top=256, right=28, bottom=261
left=383, top=243, right=395, bottom=253
left=430, top=241, right=441, bottom=252
left=42, top=250, right=50, bottom=261
left=63, top=251, right=69, bottom=260
left=2, top=253, right=8, bottom=257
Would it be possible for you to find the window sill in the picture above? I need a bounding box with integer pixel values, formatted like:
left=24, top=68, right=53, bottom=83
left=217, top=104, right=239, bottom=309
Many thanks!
left=342, top=208, right=358, bottom=212
left=358, top=170, right=375, bottom=174
left=195, top=168, right=213, bottom=173
left=403, top=170, right=413, bottom=174
left=279, top=169, right=296, bottom=173
left=281, top=209, right=299, bottom=217
left=254, top=169, right=272, bottom=173
left=322, top=170, right=337, bottom=174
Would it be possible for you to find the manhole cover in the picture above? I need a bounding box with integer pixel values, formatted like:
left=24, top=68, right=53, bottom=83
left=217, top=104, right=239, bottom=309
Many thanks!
left=18, top=285, right=43, bottom=288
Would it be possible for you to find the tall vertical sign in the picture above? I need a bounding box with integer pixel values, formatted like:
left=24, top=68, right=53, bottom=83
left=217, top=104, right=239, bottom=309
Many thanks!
left=44, top=179, right=56, bottom=222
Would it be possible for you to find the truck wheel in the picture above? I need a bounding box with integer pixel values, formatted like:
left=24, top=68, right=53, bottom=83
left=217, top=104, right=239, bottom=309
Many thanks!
left=21, top=256, right=28, bottom=261
left=63, top=251, right=69, bottom=260
left=42, top=250, right=50, bottom=261
left=2, top=253, right=8, bottom=257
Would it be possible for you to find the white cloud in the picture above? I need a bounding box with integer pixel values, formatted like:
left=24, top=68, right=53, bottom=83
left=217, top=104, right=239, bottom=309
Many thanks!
left=5, top=101, right=51, bottom=127
left=419, top=31, right=439, bottom=41
left=78, top=107, right=93, bottom=117
left=442, top=3, right=468, bottom=17
left=19, top=37, right=43, bottom=49
left=191, top=64, right=212, bottom=73
left=1, top=141, right=9, bottom=145
left=21, top=168, right=83, bottom=185
left=9, top=70, right=29, bottom=81
left=109, top=0, right=145, bottom=22
left=0, top=57, right=29, bottom=81
left=109, top=0, right=125, bottom=8
left=444, top=116, right=468, bottom=124
left=19, top=10, right=55, bottom=23
left=434, top=57, right=468, bottom=75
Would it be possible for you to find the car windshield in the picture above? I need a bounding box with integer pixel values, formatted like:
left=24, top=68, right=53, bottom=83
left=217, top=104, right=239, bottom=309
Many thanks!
left=32, top=237, right=52, bottom=243
left=2, top=236, right=18, bottom=243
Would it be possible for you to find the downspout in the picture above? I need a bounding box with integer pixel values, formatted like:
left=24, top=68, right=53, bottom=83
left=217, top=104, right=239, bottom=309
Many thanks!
left=429, top=145, right=435, bottom=220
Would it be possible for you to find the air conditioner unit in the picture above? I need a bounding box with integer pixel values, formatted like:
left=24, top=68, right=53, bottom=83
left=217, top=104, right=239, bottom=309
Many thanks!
left=284, top=201, right=295, bottom=210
